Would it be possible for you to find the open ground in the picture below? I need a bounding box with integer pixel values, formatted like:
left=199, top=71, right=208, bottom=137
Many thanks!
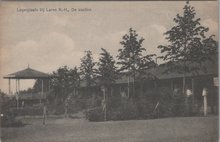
left=1, top=116, right=218, bottom=142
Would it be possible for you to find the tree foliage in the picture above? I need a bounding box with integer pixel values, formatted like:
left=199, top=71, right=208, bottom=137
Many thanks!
left=117, top=28, right=156, bottom=79
left=33, top=79, right=49, bottom=93
left=158, top=1, right=217, bottom=74
left=0, top=89, right=8, bottom=103
left=97, top=48, right=118, bottom=85
left=50, top=66, right=80, bottom=102
left=79, top=50, right=96, bottom=86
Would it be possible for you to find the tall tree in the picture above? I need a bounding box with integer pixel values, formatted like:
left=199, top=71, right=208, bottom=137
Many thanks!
left=97, top=48, right=118, bottom=120
left=69, top=67, right=81, bottom=94
left=33, top=79, right=49, bottom=93
left=97, top=48, right=118, bottom=85
left=158, top=1, right=217, bottom=93
left=117, top=28, right=156, bottom=97
left=0, top=89, right=9, bottom=111
left=79, top=50, right=96, bottom=86
left=50, top=66, right=80, bottom=103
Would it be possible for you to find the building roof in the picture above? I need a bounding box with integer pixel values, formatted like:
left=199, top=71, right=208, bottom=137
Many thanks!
left=80, top=59, right=218, bottom=87
left=3, top=67, right=51, bottom=79
left=151, top=59, right=218, bottom=80
left=79, top=76, right=135, bottom=87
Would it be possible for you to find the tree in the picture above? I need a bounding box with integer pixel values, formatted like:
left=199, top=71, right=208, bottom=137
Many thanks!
left=158, top=1, right=217, bottom=93
left=97, top=48, right=119, bottom=120
left=68, top=67, right=81, bottom=95
left=79, top=50, right=96, bottom=87
left=117, top=28, right=156, bottom=98
left=33, top=79, right=49, bottom=93
left=0, top=89, right=8, bottom=104
left=50, top=66, right=80, bottom=103
left=97, top=48, right=118, bottom=85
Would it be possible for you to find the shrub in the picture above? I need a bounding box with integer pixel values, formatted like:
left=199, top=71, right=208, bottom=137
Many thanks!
left=86, top=99, right=139, bottom=121
left=1, top=111, right=23, bottom=127
left=172, top=93, right=185, bottom=116
left=85, top=87, right=189, bottom=121
left=85, top=107, right=104, bottom=121
left=137, top=87, right=185, bottom=119
left=109, top=99, right=139, bottom=121
left=157, top=87, right=175, bottom=117
left=9, top=107, right=44, bottom=116
left=137, top=95, right=157, bottom=119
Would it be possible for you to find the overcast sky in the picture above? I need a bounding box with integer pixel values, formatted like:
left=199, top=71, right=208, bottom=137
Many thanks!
left=0, top=1, right=218, bottom=93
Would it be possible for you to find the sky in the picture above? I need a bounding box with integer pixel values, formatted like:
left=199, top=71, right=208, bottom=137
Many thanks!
left=0, top=1, right=218, bottom=93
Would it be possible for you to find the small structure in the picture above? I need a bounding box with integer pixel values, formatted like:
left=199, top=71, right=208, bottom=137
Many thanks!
left=3, top=66, right=52, bottom=108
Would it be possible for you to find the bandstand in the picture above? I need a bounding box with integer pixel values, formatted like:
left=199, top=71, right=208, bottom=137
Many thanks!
left=3, top=66, right=52, bottom=108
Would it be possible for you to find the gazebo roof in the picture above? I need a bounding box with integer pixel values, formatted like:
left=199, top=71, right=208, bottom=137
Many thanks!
left=3, top=67, right=51, bottom=79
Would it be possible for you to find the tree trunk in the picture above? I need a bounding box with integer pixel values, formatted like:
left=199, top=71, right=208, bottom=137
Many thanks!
left=133, top=73, right=135, bottom=98
left=103, top=86, right=107, bottom=121
left=154, top=80, right=157, bottom=89
left=128, top=76, right=130, bottom=98
left=192, top=78, right=195, bottom=105
left=183, top=76, right=186, bottom=95
left=74, top=87, right=76, bottom=96
left=110, top=86, right=113, bottom=97
left=55, top=93, right=58, bottom=105
left=171, top=79, right=173, bottom=91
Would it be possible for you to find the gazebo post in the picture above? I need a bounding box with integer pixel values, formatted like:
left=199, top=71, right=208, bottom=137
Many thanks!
left=16, top=79, right=19, bottom=109
left=40, top=79, right=44, bottom=105
left=8, top=79, right=11, bottom=95
left=18, top=79, right=20, bottom=94
left=42, top=79, right=47, bottom=125
left=48, top=80, right=50, bottom=92
left=18, top=79, right=21, bottom=107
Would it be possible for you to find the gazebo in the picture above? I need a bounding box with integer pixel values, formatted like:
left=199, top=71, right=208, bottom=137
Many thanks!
left=3, top=66, right=52, bottom=108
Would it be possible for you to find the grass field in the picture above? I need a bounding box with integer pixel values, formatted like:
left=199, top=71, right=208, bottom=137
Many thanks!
left=1, top=116, right=218, bottom=142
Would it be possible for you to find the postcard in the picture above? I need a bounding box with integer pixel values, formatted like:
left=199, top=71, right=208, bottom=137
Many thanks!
left=0, top=1, right=218, bottom=142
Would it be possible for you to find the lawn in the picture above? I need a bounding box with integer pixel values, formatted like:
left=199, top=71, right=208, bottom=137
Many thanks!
left=1, top=116, right=218, bottom=142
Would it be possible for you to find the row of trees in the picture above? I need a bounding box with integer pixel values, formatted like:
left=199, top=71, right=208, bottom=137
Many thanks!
left=35, top=1, right=217, bottom=105
left=49, top=27, right=156, bottom=104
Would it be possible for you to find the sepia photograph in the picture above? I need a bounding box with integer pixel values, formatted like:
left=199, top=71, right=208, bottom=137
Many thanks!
left=0, top=1, right=218, bottom=142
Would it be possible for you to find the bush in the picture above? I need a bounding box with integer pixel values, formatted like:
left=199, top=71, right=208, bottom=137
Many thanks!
left=1, top=112, right=23, bottom=127
left=9, top=107, right=44, bottom=116
left=86, top=99, right=139, bottom=121
left=85, top=107, right=104, bottom=121
left=137, top=95, right=157, bottom=119
left=108, top=99, right=139, bottom=121
left=85, top=87, right=189, bottom=121
left=172, top=94, right=185, bottom=116
left=137, top=87, right=185, bottom=119
left=157, top=87, right=175, bottom=117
